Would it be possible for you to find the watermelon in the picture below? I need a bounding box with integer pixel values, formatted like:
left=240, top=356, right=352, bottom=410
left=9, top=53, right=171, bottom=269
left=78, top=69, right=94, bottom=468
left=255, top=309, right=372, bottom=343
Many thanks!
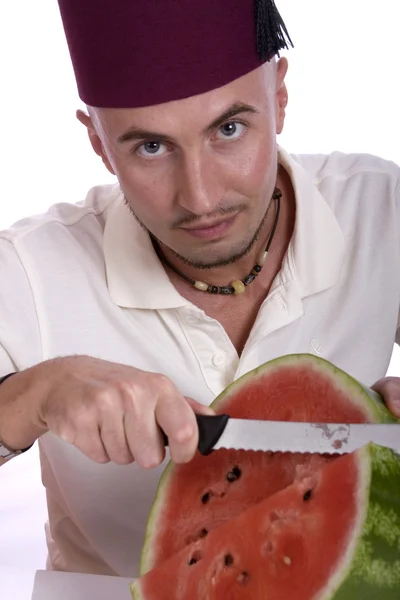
left=140, top=355, right=397, bottom=575
left=131, top=443, right=400, bottom=599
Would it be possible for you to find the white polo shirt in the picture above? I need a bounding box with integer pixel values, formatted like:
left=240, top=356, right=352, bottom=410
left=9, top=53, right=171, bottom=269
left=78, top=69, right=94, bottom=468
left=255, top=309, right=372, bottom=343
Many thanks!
left=0, top=147, right=399, bottom=577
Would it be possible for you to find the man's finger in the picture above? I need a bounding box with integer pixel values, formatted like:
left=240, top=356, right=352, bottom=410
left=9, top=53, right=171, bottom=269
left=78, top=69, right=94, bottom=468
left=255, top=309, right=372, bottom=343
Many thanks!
left=71, top=426, right=111, bottom=464
left=371, top=378, right=400, bottom=418
left=124, top=408, right=166, bottom=469
left=185, top=397, right=215, bottom=416
left=100, top=412, right=135, bottom=465
left=156, top=396, right=198, bottom=464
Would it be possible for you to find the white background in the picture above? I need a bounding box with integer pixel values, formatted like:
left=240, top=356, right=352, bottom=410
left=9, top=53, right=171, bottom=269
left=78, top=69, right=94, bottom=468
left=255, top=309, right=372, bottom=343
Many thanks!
left=0, top=0, right=399, bottom=571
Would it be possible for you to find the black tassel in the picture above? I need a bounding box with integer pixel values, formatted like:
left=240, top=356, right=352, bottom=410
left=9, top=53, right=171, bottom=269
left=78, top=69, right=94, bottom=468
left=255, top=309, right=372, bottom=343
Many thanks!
left=254, top=0, right=294, bottom=61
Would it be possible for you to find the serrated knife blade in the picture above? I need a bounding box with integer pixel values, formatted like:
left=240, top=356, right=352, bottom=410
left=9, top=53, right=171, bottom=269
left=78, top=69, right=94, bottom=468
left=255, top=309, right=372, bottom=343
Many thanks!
left=211, top=419, right=400, bottom=455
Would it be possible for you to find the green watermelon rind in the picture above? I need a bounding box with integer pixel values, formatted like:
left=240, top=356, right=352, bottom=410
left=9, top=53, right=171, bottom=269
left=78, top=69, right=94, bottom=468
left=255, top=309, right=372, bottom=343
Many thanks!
left=139, top=459, right=175, bottom=574
left=318, top=443, right=400, bottom=598
left=139, top=354, right=398, bottom=576
left=132, top=444, right=400, bottom=599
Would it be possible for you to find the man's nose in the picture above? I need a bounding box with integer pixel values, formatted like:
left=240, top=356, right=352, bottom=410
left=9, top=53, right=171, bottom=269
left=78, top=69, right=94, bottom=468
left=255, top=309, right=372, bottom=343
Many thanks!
left=176, top=151, right=226, bottom=216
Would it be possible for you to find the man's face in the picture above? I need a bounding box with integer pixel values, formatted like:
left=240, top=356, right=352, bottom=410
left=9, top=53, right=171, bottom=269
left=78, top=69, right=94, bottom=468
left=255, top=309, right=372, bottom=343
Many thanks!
left=81, top=59, right=289, bottom=268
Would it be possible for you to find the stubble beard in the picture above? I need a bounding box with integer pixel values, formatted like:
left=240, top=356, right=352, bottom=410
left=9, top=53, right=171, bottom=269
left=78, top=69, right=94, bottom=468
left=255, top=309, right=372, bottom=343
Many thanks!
left=124, top=193, right=276, bottom=270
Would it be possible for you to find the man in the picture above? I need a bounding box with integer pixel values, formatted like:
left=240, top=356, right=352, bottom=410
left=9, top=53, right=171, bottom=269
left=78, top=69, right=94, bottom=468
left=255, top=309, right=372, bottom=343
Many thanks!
left=0, top=0, right=399, bottom=579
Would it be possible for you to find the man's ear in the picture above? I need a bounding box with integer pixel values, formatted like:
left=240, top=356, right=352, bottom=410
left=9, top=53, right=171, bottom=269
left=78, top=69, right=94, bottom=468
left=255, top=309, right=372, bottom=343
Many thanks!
left=275, top=58, right=289, bottom=135
left=76, top=109, right=116, bottom=175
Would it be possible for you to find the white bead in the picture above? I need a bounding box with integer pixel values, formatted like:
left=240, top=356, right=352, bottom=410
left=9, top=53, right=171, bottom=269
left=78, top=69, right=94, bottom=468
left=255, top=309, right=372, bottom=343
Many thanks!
left=194, top=281, right=208, bottom=291
left=257, top=250, right=268, bottom=266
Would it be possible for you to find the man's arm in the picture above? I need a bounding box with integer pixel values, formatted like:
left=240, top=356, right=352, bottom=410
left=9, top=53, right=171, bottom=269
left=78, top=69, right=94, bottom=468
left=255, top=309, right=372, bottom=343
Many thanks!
left=0, top=373, right=34, bottom=465
left=0, top=236, right=45, bottom=465
left=0, top=368, right=47, bottom=467
left=0, top=373, right=17, bottom=465
left=0, top=346, right=22, bottom=467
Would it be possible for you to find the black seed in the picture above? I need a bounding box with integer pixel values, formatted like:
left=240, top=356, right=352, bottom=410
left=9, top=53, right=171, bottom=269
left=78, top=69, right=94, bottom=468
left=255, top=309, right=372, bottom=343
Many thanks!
left=303, top=489, right=313, bottom=502
left=200, top=528, right=208, bottom=538
left=201, top=492, right=211, bottom=504
left=227, top=466, right=242, bottom=482
left=188, top=551, right=202, bottom=566
left=224, top=554, right=234, bottom=567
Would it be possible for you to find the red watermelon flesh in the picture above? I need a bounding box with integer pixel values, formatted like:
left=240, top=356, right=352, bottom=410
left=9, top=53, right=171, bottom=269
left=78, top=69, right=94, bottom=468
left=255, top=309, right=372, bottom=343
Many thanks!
left=132, top=444, right=400, bottom=599
left=140, top=355, right=393, bottom=574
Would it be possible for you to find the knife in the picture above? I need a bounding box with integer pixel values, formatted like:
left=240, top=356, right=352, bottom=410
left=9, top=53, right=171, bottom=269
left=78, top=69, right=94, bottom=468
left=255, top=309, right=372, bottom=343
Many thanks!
left=163, top=415, right=400, bottom=456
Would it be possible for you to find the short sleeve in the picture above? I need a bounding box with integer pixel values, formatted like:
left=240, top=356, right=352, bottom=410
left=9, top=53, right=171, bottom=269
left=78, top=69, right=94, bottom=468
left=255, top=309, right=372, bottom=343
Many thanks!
left=0, top=237, right=42, bottom=375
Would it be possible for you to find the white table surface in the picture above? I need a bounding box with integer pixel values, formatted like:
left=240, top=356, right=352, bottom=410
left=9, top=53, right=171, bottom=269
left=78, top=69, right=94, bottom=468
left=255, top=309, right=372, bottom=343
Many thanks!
left=0, top=566, right=135, bottom=600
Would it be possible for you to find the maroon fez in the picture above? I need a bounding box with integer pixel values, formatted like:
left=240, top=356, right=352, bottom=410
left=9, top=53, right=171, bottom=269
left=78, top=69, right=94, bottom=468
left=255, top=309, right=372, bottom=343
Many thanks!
left=57, top=0, right=293, bottom=109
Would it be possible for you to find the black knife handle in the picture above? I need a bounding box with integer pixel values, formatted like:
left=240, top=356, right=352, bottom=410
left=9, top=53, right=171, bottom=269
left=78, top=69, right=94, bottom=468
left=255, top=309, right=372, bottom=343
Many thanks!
left=162, top=414, right=230, bottom=456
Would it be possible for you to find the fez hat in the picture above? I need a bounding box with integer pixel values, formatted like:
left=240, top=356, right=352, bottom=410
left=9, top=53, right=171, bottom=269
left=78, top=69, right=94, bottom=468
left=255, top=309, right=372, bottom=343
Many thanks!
left=57, top=0, right=293, bottom=108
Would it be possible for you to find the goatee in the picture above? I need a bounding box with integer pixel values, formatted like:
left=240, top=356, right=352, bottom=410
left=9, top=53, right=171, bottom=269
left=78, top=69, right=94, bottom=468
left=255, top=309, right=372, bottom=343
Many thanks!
left=124, top=194, right=276, bottom=270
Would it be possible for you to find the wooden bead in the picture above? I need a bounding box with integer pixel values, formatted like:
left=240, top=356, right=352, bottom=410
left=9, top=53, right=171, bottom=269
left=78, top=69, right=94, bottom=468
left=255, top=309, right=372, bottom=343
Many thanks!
left=257, top=250, right=268, bottom=266
left=194, top=281, right=208, bottom=291
left=231, top=280, right=246, bottom=295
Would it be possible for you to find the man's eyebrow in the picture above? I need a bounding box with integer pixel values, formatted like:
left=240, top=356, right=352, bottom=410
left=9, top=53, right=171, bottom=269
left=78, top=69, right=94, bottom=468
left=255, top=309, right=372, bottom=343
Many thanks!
left=117, top=102, right=259, bottom=145
left=117, top=128, right=171, bottom=145
left=205, top=102, right=259, bottom=134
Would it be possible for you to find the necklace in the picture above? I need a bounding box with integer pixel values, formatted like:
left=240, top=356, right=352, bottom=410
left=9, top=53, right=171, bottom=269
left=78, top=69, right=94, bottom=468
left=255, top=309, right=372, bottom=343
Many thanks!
left=154, top=187, right=281, bottom=296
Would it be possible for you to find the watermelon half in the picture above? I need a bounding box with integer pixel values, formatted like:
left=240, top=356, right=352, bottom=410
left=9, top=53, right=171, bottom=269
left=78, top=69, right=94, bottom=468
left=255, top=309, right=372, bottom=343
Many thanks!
left=140, top=355, right=397, bottom=575
left=131, top=443, right=400, bottom=599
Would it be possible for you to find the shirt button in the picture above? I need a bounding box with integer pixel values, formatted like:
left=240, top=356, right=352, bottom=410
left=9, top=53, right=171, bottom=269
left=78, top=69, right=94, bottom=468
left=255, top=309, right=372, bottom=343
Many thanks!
left=212, top=353, right=226, bottom=367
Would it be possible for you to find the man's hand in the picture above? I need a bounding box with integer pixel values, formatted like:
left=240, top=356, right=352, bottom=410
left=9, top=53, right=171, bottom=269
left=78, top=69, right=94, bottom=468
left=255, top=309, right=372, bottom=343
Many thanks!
left=0, top=356, right=214, bottom=468
left=372, top=377, right=400, bottom=418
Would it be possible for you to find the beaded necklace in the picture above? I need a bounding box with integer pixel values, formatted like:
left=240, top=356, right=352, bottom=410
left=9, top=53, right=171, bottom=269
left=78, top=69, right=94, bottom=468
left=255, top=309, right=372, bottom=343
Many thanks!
left=154, top=187, right=281, bottom=296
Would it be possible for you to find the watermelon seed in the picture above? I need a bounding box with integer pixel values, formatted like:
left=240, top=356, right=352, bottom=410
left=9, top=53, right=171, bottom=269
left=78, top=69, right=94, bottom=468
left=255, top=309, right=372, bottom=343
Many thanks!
left=236, top=571, right=250, bottom=584
left=188, top=551, right=202, bottom=566
left=201, top=492, right=211, bottom=504
left=303, top=489, right=313, bottom=502
left=185, top=528, right=209, bottom=545
left=227, top=467, right=242, bottom=482
left=224, top=554, right=234, bottom=567
left=263, top=540, right=273, bottom=554
left=283, top=556, right=292, bottom=566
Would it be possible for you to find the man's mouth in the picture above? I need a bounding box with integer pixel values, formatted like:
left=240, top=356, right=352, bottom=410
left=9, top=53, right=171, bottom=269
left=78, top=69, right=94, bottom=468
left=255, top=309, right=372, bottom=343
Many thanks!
left=180, top=215, right=237, bottom=239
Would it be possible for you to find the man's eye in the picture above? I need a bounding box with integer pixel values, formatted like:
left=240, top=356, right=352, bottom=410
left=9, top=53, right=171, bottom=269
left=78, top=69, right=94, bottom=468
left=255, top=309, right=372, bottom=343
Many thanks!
left=216, top=121, right=246, bottom=140
left=136, top=141, right=167, bottom=158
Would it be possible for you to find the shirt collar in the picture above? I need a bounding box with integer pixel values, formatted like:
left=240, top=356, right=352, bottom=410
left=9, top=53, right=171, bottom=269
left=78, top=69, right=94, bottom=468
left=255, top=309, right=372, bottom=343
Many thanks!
left=278, top=147, right=345, bottom=298
left=103, top=190, right=189, bottom=309
left=103, top=148, right=345, bottom=309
